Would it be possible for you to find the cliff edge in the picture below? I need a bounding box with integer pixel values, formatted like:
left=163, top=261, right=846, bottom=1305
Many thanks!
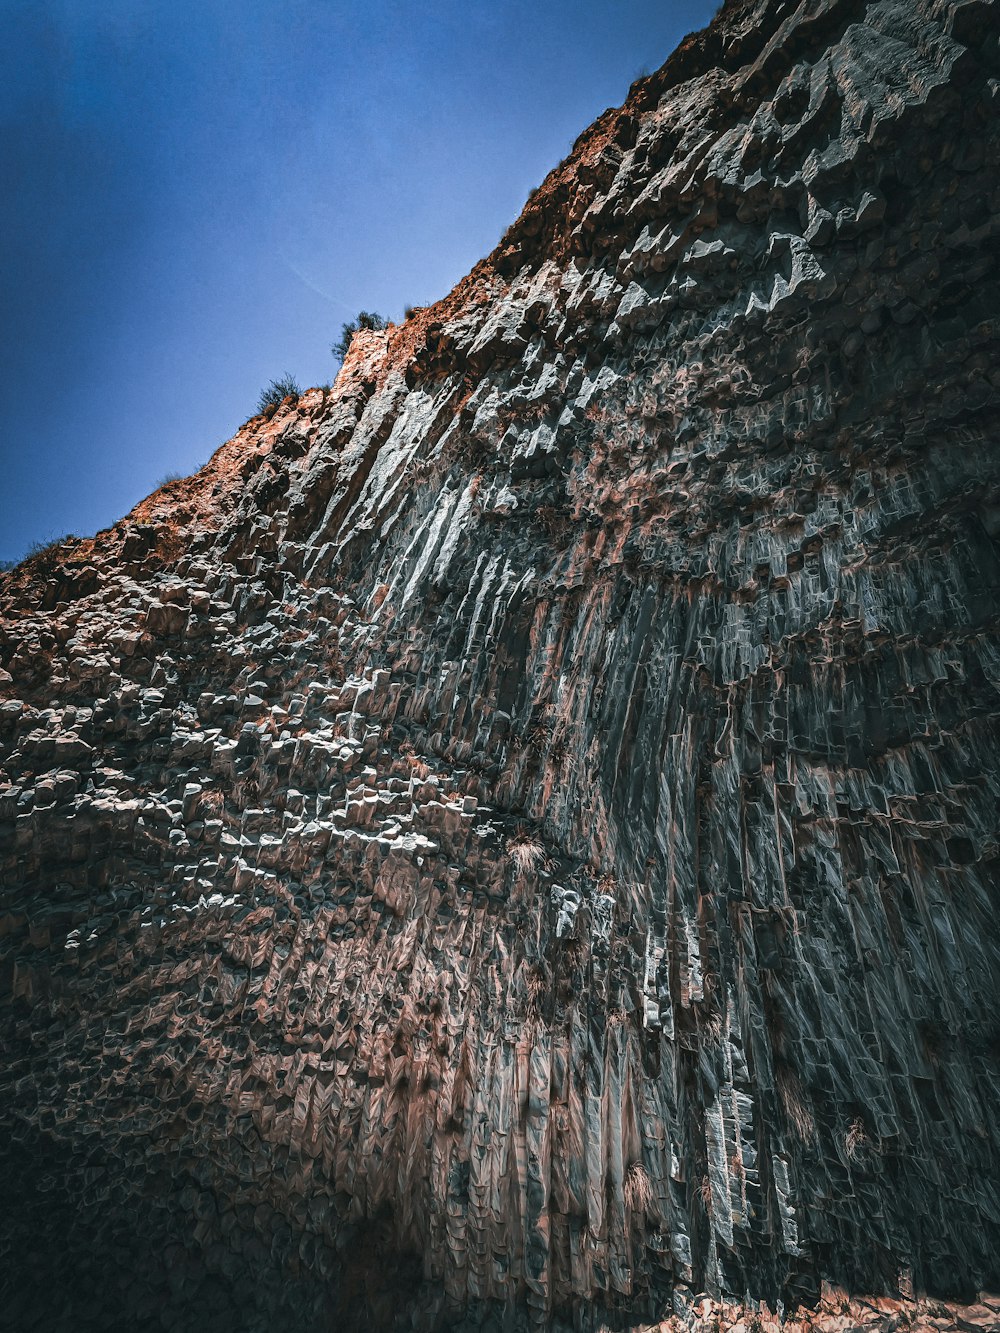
left=3, top=1, right=1000, bottom=1329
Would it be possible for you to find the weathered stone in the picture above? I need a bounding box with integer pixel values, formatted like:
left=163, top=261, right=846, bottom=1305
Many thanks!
left=2, top=1, right=1000, bottom=1330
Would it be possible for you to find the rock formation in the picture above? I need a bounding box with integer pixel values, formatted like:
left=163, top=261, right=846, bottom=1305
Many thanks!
left=3, top=0, right=1000, bottom=1328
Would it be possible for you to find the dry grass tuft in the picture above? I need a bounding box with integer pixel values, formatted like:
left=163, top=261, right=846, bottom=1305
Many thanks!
left=561, top=937, right=587, bottom=971
left=776, top=1063, right=816, bottom=1143
left=698, top=1173, right=713, bottom=1214
left=845, top=1116, right=867, bottom=1160
left=623, top=1161, right=653, bottom=1214
left=198, top=789, right=224, bottom=818
left=526, top=971, right=546, bottom=1001
left=700, top=1008, right=725, bottom=1047
left=508, top=825, right=545, bottom=876
left=524, top=966, right=548, bottom=1018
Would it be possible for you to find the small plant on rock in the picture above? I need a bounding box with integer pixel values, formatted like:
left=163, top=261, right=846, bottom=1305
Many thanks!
left=700, top=1007, right=725, bottom=1047
left=256, top=373, right=301, bottom=414
left=623, top=1161, right=653, bottom=1214
left=845, top=1116, right=868, bottom=1160
left=777, top=1062, right=816, bottom=1144
left=332, top=311, right=389, bottom=362
left=698, top=1173, right=713, bottom=1214
left=524, top=965, right=547, bottom=1018
left=198, top=790, right=225, bottom=818
left=507, top=825, right=545, bottom=876
left=11, top=534, right=79, bottom=575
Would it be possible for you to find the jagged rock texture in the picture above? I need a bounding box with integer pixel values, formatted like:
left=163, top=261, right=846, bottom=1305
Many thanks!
left=3, top=1, right=1000, bottom=1328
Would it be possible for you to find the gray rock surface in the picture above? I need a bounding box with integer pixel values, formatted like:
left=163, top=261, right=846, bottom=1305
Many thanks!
left=2, top=1, right=1000, bottom=1329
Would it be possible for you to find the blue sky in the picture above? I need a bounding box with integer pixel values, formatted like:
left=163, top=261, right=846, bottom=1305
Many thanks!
left=1, top=0, right=717, bottom=563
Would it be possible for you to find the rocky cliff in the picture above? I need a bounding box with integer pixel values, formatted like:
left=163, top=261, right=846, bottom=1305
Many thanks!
left=3, top=1, right=1000, bottom=1329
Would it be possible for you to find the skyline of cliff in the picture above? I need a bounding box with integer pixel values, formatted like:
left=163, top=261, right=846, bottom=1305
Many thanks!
left=0, top=0, right=715, bottom=566
left=3, top=1, right=1000, bottom=1329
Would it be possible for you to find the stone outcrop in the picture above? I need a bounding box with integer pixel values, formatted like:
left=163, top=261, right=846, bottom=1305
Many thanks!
left=2, top=1, right=1000, bottom=1329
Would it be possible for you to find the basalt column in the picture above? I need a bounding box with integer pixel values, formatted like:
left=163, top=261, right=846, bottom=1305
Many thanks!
left=2, top=1, right=1000, bottom=1330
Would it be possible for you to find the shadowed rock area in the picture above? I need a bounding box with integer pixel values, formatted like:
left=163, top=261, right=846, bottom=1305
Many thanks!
left=2, top=0, right=1000, bottom=1328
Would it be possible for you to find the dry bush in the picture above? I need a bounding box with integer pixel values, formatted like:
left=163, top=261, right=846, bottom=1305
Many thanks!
left=623, top=1161, right=653, bottom=1215
left=698, top=1174, right=713, bottom=1215
left=536, top=504, right=572, bottom=542
left=561, top=937, right=587, bottom=971
left=526, top=722, right=550, bottom=754
left=845, top=1116, right=867, bottom=1160
left=508, top=826, right=545, bottom=876
left=526, top=970, right=546, bottom=1001
left=21, top=533, right=78, bottom=575
left=398, top=741, right=430, bottom=781
left=332, top=311, right=388, bottom=362
left=548, top=735, right=569, bottom=768
left=198, top=789, right=224, bottom=818
left=700, top=1008, right=724, bottom=1047
left=776, top=1063, right=816, bottom=1143
left=524, top=967, right=547, bottom=1018
left=256, top=373, right=300, bottom=414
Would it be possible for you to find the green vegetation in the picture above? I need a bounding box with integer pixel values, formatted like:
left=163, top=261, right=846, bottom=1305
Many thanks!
left=256, top=373, right=301, bottom=414
left=332, top=311, right=389, bottom=362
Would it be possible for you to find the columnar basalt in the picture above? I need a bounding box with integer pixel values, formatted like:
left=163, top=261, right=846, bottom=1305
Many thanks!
left=2, top=2, right=1000, bottom=1330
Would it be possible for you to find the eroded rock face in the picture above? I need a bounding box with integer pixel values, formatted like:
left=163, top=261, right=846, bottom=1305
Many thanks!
left=2, top=1, right=1000, bottom=1328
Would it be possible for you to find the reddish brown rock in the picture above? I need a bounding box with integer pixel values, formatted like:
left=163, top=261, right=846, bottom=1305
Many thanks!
left=2, top=0, right=1000, bottom=1330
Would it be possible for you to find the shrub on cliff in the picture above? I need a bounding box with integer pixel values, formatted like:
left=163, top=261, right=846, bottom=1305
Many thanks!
left=4, top=534, right=79, bottom=574
left=256, top=374, right=300, bottom=415
left=332, top=311, right=389, bottom=362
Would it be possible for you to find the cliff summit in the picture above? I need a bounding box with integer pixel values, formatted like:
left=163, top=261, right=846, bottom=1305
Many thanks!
left=3, top=1, right=1000, bottom=1329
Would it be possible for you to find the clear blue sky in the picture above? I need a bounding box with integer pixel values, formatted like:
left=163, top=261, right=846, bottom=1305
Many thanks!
left=1, top=0, right=716, bottom=563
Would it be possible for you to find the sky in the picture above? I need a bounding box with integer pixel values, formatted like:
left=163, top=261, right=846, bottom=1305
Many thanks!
left=1, top=0, right=717, bottom=564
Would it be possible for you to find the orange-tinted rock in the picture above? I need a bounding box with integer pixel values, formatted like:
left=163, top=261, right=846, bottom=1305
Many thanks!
left=2, top=0, right=1000, bottom=1329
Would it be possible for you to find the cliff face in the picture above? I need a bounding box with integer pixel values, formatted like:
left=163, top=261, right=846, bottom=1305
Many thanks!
left=3, top=1, right=1000, bottom=1329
